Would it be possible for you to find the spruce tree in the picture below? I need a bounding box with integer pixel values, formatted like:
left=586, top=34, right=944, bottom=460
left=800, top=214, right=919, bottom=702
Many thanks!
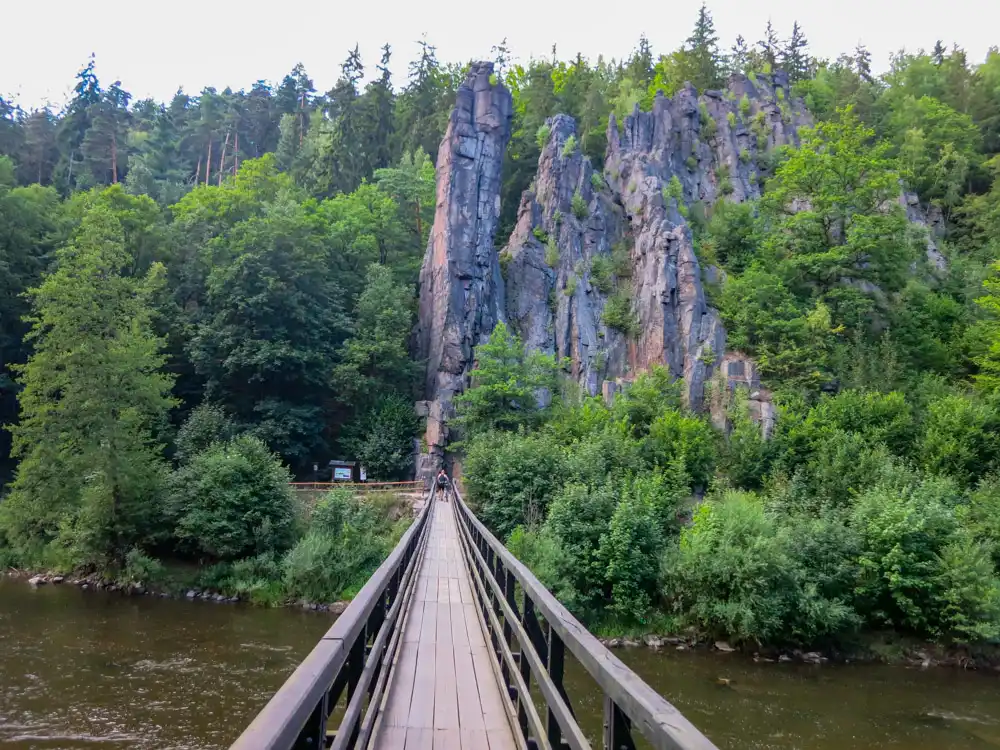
left=758, top=20, right=781, bottom=71
left=684, top=3, right=724, bottom=90
left=783, top=22, right=811, bottom=82
left=0, top=201, right=175, bottom=565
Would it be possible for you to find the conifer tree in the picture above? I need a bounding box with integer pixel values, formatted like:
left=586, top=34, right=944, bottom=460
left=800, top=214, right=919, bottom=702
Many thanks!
left=683, top=3, right=725, bottom=90
left=0, top=201, right=175, bottom=564
left=783, top=22, right=811, bottom=82
left=758, top=20, right=781, bottom=70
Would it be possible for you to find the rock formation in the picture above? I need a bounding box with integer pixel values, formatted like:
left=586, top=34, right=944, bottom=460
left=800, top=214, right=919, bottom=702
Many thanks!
left=501, top=73, right=808, bottom=410
left=414, top=67, right=947, bottom=467
left=413, top=62, right=512, bottom=477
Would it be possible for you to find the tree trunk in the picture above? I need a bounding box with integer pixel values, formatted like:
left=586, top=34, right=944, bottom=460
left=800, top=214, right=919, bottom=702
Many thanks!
left=415, top=198, right=422, bottom=241
left=218, top=130, right=230, bottom=187
left=110, top=131, right=118, bottom=184
left=234, top=131, right=239, bottom=174
left=195, top=155, right=202, bottom=185
left=299, top=92, right=305, bottom=146
left=205, top=140, right=212, bottom=186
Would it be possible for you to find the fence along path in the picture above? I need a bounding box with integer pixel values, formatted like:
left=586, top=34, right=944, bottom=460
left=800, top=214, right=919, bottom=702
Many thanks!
left=230, top=486, right=719, bottom=750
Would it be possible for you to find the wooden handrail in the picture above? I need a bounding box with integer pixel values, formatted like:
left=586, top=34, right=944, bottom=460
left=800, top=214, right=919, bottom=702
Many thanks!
left=452, top=486, right=719, bottom=750
left=230, top=489, right=433, bottom=750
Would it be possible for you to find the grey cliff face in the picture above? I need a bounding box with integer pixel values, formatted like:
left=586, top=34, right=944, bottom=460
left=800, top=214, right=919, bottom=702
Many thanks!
left=414, top=67, right=947, bottom=463
left=413, top=62, right=512, bottom=475
left=501, top=114, right=628, bottom=398
left=599, top=73, right=808, bottom=408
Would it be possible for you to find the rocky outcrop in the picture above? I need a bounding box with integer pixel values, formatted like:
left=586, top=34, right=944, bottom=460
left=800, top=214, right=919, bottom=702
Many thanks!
left=501, top=114, right=628, bottom=396
left=497, top=73, right=810, bottom=409
left=413, top=62, right=513, bottom=477
left=599, top=73, right=808, bottom=408
left=414, top=67, right=951, bottom=459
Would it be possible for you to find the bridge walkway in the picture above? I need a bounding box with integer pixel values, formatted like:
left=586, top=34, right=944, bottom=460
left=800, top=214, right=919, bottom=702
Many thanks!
left=374, top=499, right=516, bottom=750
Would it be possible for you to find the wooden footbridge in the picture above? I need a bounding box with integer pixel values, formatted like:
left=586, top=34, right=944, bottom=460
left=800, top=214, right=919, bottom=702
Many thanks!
left=231, top=487, right=718, bottom=750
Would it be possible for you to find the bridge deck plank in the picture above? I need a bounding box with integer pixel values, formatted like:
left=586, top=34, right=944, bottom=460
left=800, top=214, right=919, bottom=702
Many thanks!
left=374, top=500, right=518, bottom=750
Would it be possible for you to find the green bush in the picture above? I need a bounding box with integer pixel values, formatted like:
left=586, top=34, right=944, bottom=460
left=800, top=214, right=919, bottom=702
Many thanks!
left=662, top=492, right=858, bottom=644
left=169, top=436, right=297, bottom=560
left=727, top=111, right=737, bottom=128
left=611, top=242, right=632, bottom=278
left=536, top=124, right=551, bottom=150
left=120, top=547, right=165, bottom=586
left=543, top=483, right=617, bottom=615
left=917, top=394, right=1000, bottom=487
left=532, top=226, right=548, bottom=243
left=590, top=254, right=615, bottom=294
left=685, top=156, right=697, bottom=172
left=464, top=430, right=566, bottom=538
left=698, top=103, right=717, bottom=140
left=561, top=134, right=577, bottom=158
left=849, top=475, right=1000, bottom=639
left=960, top=476, right=1000, bottom=567
left=643, top=410, right=717, bottom=487
left=564, top=275, right=578, bottom=297
left=590, top=172, right=604, bottom=191
left=600, top=489, right=664, bottom=623
left=739, top=148, right=751, bottom=163
left=545, top=237, right=560, bottom=267
left=212, top=553, right=284, bottom=606
left=602, top=291, right=638, bottom=337
left=739, top=93, right=751, bottom=117
left=175, top=403, right=236, bottom=464
left=571, top=191, right=588, bottom=220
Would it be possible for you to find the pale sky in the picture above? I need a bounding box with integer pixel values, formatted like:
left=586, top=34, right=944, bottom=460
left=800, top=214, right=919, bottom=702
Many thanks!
left=2, top=0, right=997, bottom=111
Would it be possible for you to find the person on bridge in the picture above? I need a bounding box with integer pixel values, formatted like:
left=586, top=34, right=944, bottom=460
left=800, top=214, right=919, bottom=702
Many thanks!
left=435, top=468, right=450, bottom=502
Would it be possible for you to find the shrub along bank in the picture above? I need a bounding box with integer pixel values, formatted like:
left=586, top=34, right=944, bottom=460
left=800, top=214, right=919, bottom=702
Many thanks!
left=458, top=325, right=1000, bottom=654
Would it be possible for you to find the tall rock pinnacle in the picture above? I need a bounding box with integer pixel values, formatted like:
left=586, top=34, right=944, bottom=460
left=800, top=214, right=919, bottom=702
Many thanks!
left=414, top=62, right=513, bottom=476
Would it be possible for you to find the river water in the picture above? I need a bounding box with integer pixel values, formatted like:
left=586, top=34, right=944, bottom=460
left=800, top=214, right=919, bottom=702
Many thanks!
left=2, top=577, right=999, bottom=749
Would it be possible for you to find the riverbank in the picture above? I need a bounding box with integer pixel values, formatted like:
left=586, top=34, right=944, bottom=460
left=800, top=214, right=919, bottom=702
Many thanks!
left=2, top=567, right=349, bottom=614
left=598, top=629, right=1000, bottom=671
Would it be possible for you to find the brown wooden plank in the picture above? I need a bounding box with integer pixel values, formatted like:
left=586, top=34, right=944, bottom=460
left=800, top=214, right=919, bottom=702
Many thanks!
left=403, top=596, right=425, bottom=643
left=436, top=603, right=453, bottom=645
left=453, top=644, right=485, bottom=733
left=419, top=600, right=438, bottom=644
left=470, top=646, right=509, bottom=734
left=375, top=726, right=407, bottom=749
left=383, top=643, right=418, bottom=726
left=433, top=729, right=462, bottom=750
left=403, top=727, right=434, bottom=750
left=449, top=603, right=469, bottom=646
left=407, top=642, right=436, bottom=728
left=485, top=726, right=517, bottom=750
left=433, top=638, right=459, bottom=730
left=460, top=729, right=492, bottom=750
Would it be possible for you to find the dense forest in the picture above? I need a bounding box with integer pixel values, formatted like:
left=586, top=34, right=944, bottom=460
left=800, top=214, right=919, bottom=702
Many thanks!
left=3, top=6, right=1000, bottom=646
